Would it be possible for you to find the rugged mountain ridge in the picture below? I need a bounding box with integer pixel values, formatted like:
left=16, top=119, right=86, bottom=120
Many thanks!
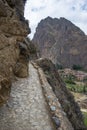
left=33, top=17, right=87, bottom=70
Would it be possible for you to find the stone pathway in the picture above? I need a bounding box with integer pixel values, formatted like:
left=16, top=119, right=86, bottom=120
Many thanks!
left=0, top=63, right=55, bottom=130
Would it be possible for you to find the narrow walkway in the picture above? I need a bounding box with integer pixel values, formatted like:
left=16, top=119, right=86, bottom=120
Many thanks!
left=0, top=63, right=55, bottom=130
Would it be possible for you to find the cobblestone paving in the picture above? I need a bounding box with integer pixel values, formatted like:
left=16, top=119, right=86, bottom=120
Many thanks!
left=0, top=63, right=55, bottom=130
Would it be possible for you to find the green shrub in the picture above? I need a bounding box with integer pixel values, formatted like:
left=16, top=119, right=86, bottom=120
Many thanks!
left=66, top=83, right=76, bottom=92
left=56, top=63, right=63, bottom=70
left=65, top=79, right=76, bottom=85
left=66, top=83, right=87, bottom=93
left=83, top=84, right=87, bottom=93
left=83, top=112, right=87, bottom=127
left=72, top=64, right=83, bottom=70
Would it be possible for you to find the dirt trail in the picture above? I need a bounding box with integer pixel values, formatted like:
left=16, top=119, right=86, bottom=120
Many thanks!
left=0, top=63, right=55, bottom=130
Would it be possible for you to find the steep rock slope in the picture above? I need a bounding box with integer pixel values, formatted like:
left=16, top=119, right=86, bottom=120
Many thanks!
left=33, top=17, right=87, bottom=70
left=0, top=0, right=30, bottom=105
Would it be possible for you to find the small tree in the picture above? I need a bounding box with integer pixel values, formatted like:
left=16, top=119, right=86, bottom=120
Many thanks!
left=72, top=64, right=83, bottom=70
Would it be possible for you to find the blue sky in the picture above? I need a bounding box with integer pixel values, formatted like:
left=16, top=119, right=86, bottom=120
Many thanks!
left=24, top=0, right=87, bottom=39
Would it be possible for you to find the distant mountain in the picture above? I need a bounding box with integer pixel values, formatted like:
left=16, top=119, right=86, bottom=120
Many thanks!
left=33, top=17, right=87, bottom=70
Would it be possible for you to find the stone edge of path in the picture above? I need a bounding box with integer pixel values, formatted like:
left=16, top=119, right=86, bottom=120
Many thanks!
left=31, top=62, right=74, bottom=130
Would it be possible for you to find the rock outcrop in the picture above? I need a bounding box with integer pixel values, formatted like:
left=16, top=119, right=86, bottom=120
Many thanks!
left=33, top=17, right=87, bottom=70
left=0, top=0, right=30, bottom=105
left=25, top=38, right=38, bottom=60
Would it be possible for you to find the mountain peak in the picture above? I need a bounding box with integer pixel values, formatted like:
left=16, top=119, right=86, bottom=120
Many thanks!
left=37, top=17, right=85, bottom=36
left=33, top=17, right=87, bottom=70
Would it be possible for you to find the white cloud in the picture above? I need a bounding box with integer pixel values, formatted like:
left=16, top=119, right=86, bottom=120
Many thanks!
left=24, top=0, right=87, bottom=39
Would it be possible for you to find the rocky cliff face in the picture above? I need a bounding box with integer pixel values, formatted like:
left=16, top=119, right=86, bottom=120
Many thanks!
left=0, top=0, right=30, bottom=105
left=33, top=17, right=87, bottom=70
